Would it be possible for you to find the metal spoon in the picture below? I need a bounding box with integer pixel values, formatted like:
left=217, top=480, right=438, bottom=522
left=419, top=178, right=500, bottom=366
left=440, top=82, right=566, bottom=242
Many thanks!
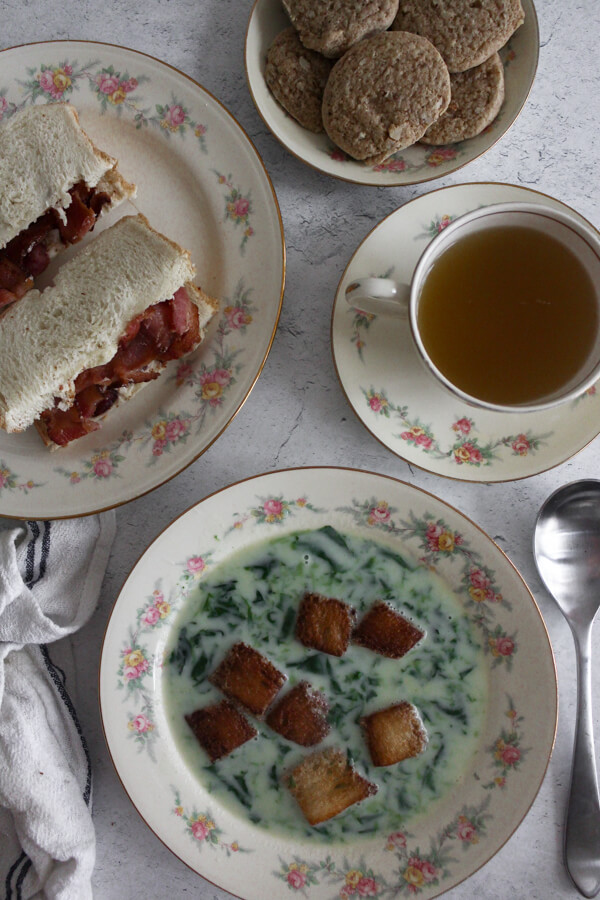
left=534, top=480, right=600, bottom=897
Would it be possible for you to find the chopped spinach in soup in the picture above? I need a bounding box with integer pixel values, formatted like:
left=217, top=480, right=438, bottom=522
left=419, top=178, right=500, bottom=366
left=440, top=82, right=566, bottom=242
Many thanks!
left=163, top=526, right=487, bottom=842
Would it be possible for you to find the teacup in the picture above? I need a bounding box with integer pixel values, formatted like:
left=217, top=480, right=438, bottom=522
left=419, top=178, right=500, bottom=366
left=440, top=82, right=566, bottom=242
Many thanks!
left=345, top=202, right=600, bottom=414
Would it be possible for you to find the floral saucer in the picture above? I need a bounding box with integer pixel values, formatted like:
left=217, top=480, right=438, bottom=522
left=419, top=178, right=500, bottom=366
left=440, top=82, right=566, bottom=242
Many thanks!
left=100, top=466, right=556, bottom=900
left=332, top=183, right=600, bottom=482
left=245, top=0, right=538, bottom=186
left=0, top=41, right=284, bottom=518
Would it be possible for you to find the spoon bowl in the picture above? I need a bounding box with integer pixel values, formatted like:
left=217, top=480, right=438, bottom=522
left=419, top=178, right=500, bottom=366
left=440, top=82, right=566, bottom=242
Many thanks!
left=534, top=480, right=600, bottom=898
left=535, top=480, right=600, bottom=623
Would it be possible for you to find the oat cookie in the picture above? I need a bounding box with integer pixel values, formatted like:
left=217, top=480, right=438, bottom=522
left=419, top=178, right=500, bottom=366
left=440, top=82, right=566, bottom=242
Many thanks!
left=392, top=0, right=524, bottom=73
left=282, top=0, right=400, bottom=58
left=421, top=52, right=505, bottom=144
left=322, top=31, right=451, bottom=166
left=265, top=28, right=333, bottom=133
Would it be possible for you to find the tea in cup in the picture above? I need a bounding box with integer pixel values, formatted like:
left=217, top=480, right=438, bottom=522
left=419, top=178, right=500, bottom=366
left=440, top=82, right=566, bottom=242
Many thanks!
left=345, top=202, right=600, bottom=413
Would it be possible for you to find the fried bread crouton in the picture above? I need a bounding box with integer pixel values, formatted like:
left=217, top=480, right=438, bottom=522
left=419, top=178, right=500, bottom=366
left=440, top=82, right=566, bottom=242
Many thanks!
left=353, top=601, right=424, bottom=658
left=185, top=699, right=257, bottom=762
left=209, top=642, right=286, bottom=717
left=266, top=681, right=330, bottom=746
left=362, top=701, right=428, bottom=767
left=295, top=592, right=357, bottom=657
left=286, top=747, right=378, bottom=825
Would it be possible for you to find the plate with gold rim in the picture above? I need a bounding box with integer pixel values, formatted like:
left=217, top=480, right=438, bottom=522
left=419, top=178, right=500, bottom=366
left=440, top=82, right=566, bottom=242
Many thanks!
left=0, top=40, right=284, bottom=519
left=332, top=182, right=600, bottom=483
left=100, top=466, right=556, bottom=900
left=245, top=0, right=539, bottom=186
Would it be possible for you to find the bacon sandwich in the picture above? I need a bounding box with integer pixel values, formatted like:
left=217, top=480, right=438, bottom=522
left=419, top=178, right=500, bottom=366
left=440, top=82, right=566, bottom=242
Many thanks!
left=0, top=214, right=218, bottom=448
left=0, top=103, right=135, bottom=309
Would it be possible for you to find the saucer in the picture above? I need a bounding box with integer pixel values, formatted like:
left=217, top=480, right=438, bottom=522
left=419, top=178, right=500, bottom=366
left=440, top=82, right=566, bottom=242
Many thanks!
left=331, top=183, right=600, bottom=482
left=245, top=0, right=539, bottom=186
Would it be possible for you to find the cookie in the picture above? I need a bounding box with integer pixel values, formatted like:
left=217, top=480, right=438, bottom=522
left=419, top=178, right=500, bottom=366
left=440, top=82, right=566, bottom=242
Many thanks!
left=265, top=28, right=333, bottom=133
left=391, top=0, right=524, bottom=73
left=322, top=31, right=451, bottom=166
left=281, top=0, right=400, bottom=59
left=421, top=52, right=505, bottom=144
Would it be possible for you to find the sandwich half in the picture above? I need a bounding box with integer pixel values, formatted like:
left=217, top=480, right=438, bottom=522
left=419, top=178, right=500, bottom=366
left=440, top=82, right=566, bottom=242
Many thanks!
left=0, top=103, right=135, bottom=309
left=0, top=214, right=218, bottom=448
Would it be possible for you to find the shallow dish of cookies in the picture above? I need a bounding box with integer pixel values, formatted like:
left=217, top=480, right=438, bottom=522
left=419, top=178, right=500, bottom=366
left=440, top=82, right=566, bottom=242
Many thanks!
left=245, top=0, right=539, bottom=186
left=100, top=466, right=556, bottom=900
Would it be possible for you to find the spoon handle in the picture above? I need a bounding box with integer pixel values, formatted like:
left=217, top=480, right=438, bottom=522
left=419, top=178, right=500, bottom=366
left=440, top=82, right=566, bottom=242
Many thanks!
left=566, top=624, right=600, bottom=898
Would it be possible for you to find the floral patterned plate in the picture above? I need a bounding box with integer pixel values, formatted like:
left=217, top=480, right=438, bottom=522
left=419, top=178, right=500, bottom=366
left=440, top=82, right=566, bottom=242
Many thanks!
left=100, top=466, right=556, bottom=900
left=245, top=0, right=538, bottom=186
left=332, top=182, right=600, bottom=482
left=0, top=41, right=284, bottom=518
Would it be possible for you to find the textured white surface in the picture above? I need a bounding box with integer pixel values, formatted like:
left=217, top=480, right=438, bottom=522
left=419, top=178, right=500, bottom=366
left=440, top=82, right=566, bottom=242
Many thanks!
left=2, top=0, right=600, bottom=897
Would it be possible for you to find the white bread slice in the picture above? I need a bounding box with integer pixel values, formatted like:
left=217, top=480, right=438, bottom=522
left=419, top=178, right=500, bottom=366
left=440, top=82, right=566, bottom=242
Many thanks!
left=34, top=281, right=218, bottom=450
left=0, top=103, right=135, bottom=250
left=0, top=214, right=218, bottom=433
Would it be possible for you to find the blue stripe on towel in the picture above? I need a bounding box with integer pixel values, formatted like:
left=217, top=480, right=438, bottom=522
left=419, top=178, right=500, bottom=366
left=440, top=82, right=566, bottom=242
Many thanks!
left=24, top=522, right=39, bottom=587
left=40, top=646, right=92, bottom=808
left=14, top=859, right=31, bottom=900
left=4, top=850, right=26, bottom=900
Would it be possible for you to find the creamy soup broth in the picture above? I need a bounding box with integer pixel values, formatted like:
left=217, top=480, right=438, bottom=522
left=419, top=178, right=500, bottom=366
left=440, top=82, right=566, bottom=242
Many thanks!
left=163, top=526, right=487, bottom=842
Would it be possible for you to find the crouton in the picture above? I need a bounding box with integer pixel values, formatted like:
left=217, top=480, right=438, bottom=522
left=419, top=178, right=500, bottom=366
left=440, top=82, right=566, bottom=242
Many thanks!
left=266, top=681, right=330, bottom=746
left=286, top=747, right=377, bottom=825
left=361, top=701, right=428, bottom=767
left=295, top=592, right=356, bottom=657
left=209, top=642, right=286, bottom=717
left=353, top=601, right=424, bottom=658
left=184, top=699, right=257, bottom=762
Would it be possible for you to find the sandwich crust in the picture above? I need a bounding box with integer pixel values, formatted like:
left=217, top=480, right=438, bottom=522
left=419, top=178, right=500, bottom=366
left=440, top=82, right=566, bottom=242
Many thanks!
left=0, top=214, right=217, bottom=434
left=0, top=103, right=135, bottom=251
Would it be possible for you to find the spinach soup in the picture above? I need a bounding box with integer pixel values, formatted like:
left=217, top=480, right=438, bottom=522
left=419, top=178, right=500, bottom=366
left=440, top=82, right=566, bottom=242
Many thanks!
left=163, top=525, right=487, bottom=842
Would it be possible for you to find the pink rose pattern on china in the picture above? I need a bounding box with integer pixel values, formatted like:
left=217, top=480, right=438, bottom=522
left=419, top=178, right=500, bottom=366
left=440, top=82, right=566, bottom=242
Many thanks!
left=15, top=58, right=211, bottom=148
left=273, top=795, right=491, bottom=895
left=215, top=171, right=254, bottom=253
left=326, top=141, right=465, bottom=175
left=94, top=68, right=139, bottom=107
left=361, top=386, right=555, bottom=469
left=482, top=701, right=527, bottom=790
left=226, top=494, right=323, bottom=533
left=0, top=460, right=41, bottom=494
left=272, top=790, right=494, bottom=895
left=172, top=790, right=244, bottom=857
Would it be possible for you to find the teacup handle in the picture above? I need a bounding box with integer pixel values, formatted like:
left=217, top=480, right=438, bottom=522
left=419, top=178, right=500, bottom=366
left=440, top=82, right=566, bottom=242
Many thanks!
left=345, top=277, right=411, bottom=317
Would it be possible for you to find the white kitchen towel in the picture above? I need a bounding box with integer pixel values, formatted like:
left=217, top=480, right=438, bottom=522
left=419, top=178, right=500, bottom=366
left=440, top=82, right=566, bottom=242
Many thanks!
left=0, top=514, right=116, bottom=900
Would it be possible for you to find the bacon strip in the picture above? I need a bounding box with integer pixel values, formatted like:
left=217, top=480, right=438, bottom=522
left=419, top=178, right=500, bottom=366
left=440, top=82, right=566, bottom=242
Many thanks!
left=0, top=259, right=34, bottom=309
left=0, top=182, right=110, bottom=309
left=41, top=287, right=201, bottom=447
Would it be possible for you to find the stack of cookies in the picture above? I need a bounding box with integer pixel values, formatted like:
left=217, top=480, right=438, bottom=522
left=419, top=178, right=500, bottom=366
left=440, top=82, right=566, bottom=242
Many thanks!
left=264, top=0, right=525, bottom=166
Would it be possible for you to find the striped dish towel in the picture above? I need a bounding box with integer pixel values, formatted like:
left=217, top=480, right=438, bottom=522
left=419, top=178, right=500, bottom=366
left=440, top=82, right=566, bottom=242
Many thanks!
left=0, top=515, right=116, bottom=900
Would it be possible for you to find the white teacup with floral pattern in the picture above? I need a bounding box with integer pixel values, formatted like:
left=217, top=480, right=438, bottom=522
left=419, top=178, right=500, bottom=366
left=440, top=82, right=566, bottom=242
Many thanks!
left=345, top=202, right=600, bottom=414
